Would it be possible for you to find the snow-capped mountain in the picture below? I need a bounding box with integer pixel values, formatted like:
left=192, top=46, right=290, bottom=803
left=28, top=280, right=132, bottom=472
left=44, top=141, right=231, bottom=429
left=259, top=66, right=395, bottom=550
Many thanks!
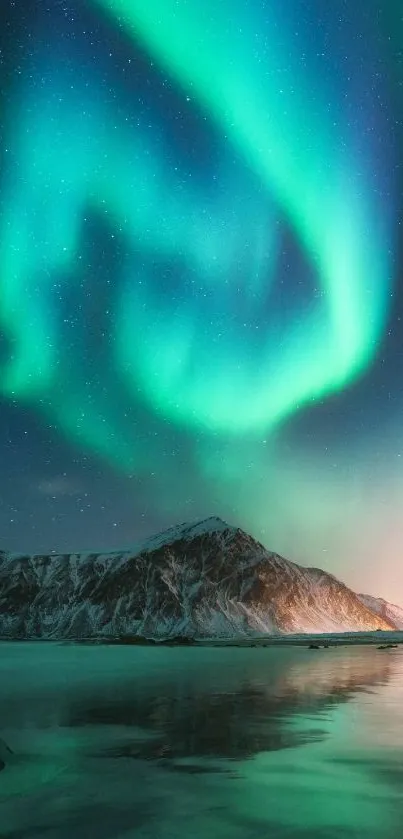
left=358, top=594, right=403, bottom=630
left=0, top=517, right=395, bottom=639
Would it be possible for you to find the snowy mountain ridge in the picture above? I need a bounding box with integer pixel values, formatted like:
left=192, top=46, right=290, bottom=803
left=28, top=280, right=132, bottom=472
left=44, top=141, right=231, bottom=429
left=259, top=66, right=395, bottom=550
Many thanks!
left=3, top=517, right=231, bottom=567
left=357, top=594, right=403, bottom=631
left=0, top=517, right=396, bottom=639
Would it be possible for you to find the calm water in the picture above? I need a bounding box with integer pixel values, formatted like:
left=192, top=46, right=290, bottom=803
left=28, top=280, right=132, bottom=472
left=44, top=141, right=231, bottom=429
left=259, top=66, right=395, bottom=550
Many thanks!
left=1, top=643, right=403, bottom=838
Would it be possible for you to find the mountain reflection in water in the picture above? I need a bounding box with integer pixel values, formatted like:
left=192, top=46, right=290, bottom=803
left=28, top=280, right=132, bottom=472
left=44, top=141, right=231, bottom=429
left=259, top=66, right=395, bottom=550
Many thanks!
left=66, top=650, right=393, bottom=763
left=0, top=644, right=402, bottom=839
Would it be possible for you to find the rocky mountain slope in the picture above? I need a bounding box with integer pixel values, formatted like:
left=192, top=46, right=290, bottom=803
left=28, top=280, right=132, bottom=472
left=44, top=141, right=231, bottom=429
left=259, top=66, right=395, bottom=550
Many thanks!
left=0, top=517, right=395, bottom=639
left=358, top=594, right=403, bottom=630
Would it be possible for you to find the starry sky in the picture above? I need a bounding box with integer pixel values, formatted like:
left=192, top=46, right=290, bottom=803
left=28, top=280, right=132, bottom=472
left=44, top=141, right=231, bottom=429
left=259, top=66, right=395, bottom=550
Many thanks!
left=1, top=0, right=403, bottom=601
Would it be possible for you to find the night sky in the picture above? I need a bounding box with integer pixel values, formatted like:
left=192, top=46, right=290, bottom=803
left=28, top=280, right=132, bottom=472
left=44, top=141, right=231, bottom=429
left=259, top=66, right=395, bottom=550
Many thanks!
left=1, top=0, right=403, bottom=601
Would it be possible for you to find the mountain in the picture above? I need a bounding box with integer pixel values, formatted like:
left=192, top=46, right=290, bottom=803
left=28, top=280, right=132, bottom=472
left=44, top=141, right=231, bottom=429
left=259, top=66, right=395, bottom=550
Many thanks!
left=358, top=594, right=403, bottom=630
left=0, top=517, right=395, bottom=639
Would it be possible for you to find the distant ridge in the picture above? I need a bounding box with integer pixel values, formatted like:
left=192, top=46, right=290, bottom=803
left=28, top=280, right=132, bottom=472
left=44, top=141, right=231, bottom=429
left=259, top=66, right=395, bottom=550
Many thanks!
left=358, top=594, right=403, bottom=631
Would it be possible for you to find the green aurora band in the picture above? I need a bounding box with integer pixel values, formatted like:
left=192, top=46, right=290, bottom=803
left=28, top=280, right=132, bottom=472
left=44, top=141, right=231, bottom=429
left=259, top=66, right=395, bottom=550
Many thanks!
left=0, top=0, right=393, bottom=471
left=94, top=0, right=392, bottom=429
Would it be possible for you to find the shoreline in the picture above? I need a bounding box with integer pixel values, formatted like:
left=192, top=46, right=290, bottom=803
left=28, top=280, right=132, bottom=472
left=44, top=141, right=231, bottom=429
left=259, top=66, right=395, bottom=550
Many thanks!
left=1, top=630, right=403, bottom=648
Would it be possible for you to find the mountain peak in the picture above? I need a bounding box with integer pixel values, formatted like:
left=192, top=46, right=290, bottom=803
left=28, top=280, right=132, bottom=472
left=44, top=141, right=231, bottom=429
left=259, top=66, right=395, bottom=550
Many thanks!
left=132, top=516, right=232, bottom=556
left=0, top=519, right=396, bottom=639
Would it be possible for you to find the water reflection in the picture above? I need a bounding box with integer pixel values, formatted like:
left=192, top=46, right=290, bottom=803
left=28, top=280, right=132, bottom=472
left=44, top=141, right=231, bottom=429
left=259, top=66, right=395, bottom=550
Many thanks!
left=0, top=645, right=402, bottom=839
left=63, top=648, right=394, bottom=764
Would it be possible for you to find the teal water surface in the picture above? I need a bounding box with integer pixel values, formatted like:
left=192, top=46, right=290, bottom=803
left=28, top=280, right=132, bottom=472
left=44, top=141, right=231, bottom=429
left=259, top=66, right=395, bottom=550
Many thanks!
left=1, top=642, right=403, bottom=838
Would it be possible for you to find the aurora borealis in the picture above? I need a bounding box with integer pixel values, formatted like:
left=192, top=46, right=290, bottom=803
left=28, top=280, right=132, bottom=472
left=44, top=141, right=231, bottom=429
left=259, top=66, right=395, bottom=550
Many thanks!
left=1, top=0, right=402, bottom=599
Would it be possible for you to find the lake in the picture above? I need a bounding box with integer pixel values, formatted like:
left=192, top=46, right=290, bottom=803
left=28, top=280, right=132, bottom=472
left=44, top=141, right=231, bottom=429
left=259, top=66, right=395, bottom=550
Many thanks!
left=1, top=642, right=403, bottom=838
